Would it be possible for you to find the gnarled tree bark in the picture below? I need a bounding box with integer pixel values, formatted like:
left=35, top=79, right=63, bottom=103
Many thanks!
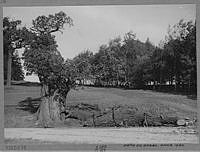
left=36, top=76, right=73, bottom=128
left=36, top=89, right=65, bottom=127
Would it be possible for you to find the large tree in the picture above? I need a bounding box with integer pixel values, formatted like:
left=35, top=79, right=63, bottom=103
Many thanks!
left=22, top=11, right=74, bottom=127
left=162, top=20, right=196, bottom=92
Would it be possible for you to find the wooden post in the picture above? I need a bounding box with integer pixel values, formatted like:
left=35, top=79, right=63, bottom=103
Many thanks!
left=143, top=113, right=148, bottom=127
left=112, top=107, right=117, bottom=126
left=92, top=113, right=96, bottom=127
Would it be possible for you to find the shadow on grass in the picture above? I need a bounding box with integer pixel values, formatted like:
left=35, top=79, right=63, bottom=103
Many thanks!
left=123, top=87, right=197, bottom=100
left=154, top=90, right=197, bottom=100
left=17, top=97, right=41, bottom=114
left=79, top=84, right=197, bottom=100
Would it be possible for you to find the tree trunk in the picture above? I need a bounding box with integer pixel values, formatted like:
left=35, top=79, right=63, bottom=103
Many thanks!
left=188, top=79, right=191, bottom=93
left=40, top=84, right=49, bottom=97
left=153, top=80, right=156, bottom=90
left=36, top=90, right=63, bottom=127
left=6, top=50, right=12, bottom=87
left=112, top=107, right=117, bottom=126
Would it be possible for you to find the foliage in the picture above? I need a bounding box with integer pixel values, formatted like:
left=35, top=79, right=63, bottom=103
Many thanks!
left=3, top=17, right=27, bottom=82
left=73, top=50, right=93, bottom=84
left=18, top=12, right=75, bottom=126
left=72, top=20, right=196, bottom=94
left=160, top=20, right=196, bottom=92
left=4, top=53, right=24, bottom=81
left=4, top=13, right=196, bottom=96
left=22, top=11, right=74, bottom=97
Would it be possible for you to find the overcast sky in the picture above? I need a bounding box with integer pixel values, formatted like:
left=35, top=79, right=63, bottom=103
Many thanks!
left=4, top=5, right=196, bottom=59
left=3, top=5, right=196, bottom=82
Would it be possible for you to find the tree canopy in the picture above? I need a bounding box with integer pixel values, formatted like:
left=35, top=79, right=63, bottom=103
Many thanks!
left=70, top=20, right=196, bottom=94
left=3, top=17, right=26, bottom=83
left=22, top=11, right=74, bottom=97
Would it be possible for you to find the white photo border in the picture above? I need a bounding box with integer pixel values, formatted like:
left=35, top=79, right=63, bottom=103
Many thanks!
left=0, top=0, right=199, bottom=151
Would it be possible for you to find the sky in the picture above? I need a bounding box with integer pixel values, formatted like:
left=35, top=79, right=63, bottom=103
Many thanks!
left=3, top=5, right=196, bottom=82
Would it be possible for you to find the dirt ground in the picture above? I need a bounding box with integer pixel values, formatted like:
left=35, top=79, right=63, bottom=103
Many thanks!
left=4, top=127, right=199, bottom=144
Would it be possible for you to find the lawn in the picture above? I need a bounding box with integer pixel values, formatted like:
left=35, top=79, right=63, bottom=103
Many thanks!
left=4, top=85, right=197, bottom=128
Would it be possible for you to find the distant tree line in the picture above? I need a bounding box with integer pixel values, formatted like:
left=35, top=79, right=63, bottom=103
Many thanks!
left=71, top=20, right=196, bottom=94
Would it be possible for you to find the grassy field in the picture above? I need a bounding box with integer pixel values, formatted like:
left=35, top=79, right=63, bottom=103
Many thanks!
left=4, top=85, right=197, bottom=128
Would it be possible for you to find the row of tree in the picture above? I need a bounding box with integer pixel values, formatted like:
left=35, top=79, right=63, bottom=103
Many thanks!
left=3, top=15, right=196, bottom=94
left=70, top=20, right=196, bottom=94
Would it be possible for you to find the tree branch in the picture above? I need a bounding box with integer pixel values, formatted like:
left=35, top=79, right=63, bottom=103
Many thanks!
left=49, top=27, right=59, bottom=34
